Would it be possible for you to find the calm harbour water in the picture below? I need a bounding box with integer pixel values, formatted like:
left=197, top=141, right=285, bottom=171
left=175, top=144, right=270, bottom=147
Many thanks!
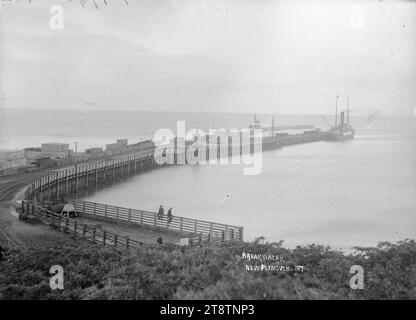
left=4, top=109, right=416, bottom=248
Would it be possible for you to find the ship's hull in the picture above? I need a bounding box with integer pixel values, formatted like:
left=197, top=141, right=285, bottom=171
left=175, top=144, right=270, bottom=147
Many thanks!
left=326, top=129, right=355, bottom=141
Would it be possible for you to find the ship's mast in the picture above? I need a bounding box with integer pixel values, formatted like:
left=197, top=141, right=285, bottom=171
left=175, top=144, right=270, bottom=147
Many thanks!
left=347, top=96, right=350, bottom=125
left=335, top=95, right=339, bottom=128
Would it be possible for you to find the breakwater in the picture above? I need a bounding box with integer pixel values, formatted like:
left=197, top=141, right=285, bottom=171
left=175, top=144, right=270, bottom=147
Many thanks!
left=276, top=131, right=328, bottom=146
left=25, top=151, right=156, bottom=201
left=24, top=129, right=329, bottom=202
left=22, top=128, right=331, bottom=246
left=23, top=149, right=243, bottom=245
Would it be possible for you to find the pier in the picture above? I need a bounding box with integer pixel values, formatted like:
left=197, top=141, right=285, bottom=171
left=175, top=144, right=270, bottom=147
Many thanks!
left=20, top=126, right=336, bottom=247
left=23, top=149, right=243, bottom=246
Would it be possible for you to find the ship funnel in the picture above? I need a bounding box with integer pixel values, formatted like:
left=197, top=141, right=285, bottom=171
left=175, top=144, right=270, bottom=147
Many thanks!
left=340, top=111, right=345, bottom=127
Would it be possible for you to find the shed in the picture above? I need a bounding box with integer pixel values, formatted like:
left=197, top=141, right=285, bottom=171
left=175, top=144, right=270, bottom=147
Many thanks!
left=61, top=203, right=77, bottom=218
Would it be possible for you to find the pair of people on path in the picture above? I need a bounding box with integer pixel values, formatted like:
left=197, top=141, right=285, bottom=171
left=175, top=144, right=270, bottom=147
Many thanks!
left=157, top=205, right=173, bottom=223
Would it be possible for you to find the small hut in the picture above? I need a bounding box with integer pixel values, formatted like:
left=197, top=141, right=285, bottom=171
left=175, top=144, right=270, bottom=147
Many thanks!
left=61, top=202, right=77, bottom=218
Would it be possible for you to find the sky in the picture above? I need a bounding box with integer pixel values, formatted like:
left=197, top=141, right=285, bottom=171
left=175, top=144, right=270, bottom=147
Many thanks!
left=1, top=0, right=416, bottom=115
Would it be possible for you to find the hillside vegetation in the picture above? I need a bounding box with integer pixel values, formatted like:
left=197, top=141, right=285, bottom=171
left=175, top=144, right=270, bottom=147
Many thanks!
left=0, top=239, right=415, bottom=299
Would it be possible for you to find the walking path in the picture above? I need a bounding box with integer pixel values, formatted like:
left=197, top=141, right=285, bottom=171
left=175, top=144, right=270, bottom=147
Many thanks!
left=0, top=171, right=71, bottom=248
left=1, top=169, right=185, bottom=248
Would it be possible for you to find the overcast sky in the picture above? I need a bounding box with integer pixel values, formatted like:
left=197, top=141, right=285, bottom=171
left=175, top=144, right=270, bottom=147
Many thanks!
left=1, top=0, right=415, bottom=115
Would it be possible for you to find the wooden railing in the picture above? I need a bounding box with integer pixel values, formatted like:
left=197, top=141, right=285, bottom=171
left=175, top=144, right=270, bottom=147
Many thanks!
left=21, top=201, right=144, bottom=249
left=72, top=199, right=243, bottom=242
left=23, top=149, right=244, bottom=244
left=25, top=150, right=156, bottom=201
left=21, top=200, right=236, bottom=247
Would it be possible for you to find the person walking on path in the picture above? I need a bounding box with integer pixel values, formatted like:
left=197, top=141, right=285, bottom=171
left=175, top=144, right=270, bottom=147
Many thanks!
left=158, top=205, right=164, bottom=220
left=167, top=207, right=173, bottom=224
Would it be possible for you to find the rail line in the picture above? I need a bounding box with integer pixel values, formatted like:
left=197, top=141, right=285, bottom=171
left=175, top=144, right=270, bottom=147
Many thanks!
left=0, top=178, right=39, bottom=248
left=0, top=226, right=18, bottom=248
left=0, top=179, right=34, bottom=202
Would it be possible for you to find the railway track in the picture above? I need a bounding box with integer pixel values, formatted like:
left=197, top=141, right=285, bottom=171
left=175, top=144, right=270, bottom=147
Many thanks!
left=0, top=178, right=37, bottom=249
left=0, top=179, right=33, bottom=202
left=0, top=225, right=18, bottom=248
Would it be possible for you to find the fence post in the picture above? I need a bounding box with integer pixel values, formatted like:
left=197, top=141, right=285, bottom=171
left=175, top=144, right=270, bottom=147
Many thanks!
left=85, top=168, right=89, bottom=189
left=140, top=211, right=143, bottom=225
left=103, top=231, right=107, bottom=246
left=126, top=238, right=129, bottom=248
left=22, top=201, right=25, bottom=214
left=116, top=206, right=119, bottom=219
left=154, top=212, right=157, bottom=227
left=194, top=220, right=198, bottom=234
left=114, top=234, right=118, bottom=247
left=95, top=167, right=98, bottom=186
left=75, top=168, right=79, bottom=199
left=209, top=222, right=213, bottom=235
left=28, top=203, right=35, bottom=216
left=105, top=205, right=108, bottom=217
left=83, top=224, right=87, bottom=236
left=92, top=227, right=96, bottom=242
left=83, top=201, right=86, bottom=214
left=74, top=221, right=78, bottom=236
left=180, top=217, right=183, bottom=234
left=65, top=174, right=68, bottom=197
left=93, top=202, right=96, bottom=216
left=128, top=208, right=131, bottom=222
left=56, top=172, right=60, bottom=198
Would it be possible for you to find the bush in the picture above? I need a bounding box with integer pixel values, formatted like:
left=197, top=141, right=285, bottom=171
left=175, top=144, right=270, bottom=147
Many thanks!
left=0, top=239, right=414, bottom=299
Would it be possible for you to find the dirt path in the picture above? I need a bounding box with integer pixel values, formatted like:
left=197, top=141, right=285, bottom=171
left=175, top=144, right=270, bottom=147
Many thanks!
left=1, top=170, right=185, bottom=249
left=75, top=216, right=183, bottom=245
left=0, top=171, right=71, bottom=248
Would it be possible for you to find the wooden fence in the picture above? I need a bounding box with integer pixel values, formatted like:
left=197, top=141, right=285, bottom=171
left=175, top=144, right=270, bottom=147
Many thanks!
left=21, top=201, right=230, bottom=247
left=25, top=150, right=156, bottom=201
left=23, top=149, right=244, bottom=245
left=71, top=199, right=243, bottom=242
left=21, top=201, right=144, bottom=249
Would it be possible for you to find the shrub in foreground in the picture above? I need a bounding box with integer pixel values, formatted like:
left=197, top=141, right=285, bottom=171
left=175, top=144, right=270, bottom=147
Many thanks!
left=0, top=239, right=415, bottom=299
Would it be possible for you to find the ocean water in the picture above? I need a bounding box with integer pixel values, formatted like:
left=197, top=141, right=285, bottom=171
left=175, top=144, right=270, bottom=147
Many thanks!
left=3, top=109, right=416, bottom=248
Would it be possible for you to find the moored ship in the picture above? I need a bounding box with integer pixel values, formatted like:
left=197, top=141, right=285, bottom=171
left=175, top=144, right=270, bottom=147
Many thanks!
left=326, top=126, right=355, bottom=141
left=326, top=95, right=355, bottom=141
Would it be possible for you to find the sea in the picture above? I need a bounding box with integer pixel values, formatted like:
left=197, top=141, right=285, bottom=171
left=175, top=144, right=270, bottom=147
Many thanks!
left=3, top=108, right=416, bottom=249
